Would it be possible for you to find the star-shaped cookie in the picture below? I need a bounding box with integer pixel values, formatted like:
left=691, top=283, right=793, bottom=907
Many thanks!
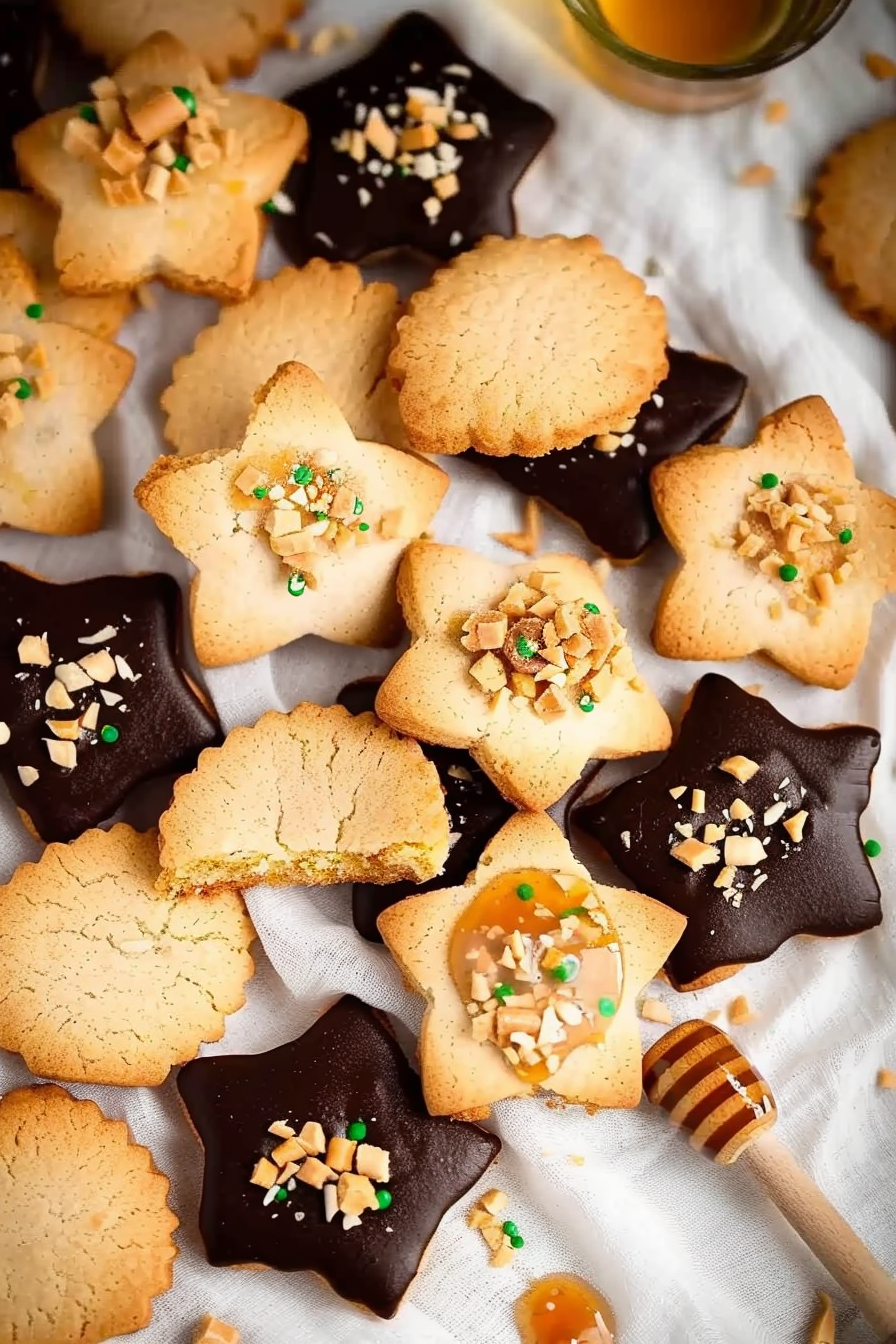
left=651, top=396, right=896, bottom=688
left=274, top=10, right=555, bottom=265
left=15, top=31, right=307, bottom=300
left=573, top=674, right=882, bottom=991
left=0, top=187, right=133, bottom=337
left=374, top=542, right=671, bottom=810
left=0, top=562, right=221, bottom=841
left=177, top=994, right=501, bottom=1318
left=337, top=677, right=515, bottom=942
left=466, top=347, right=747, bottom=562
left=378, top=812, right=686, bottom=1117
left=0, top=238, right=134, bottom=535
left=137, top=361, right=449, bottom=668
left=54, top=0, right=305, bottom=82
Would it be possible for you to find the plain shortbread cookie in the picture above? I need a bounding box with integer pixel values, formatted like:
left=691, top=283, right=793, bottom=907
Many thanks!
left=651, top=396, right=896, bottom=689
left=378, top=812, right=686, bottom=1117
left=162, top=260, right=402, bottom=456
left=0, top=1084, right=178, bottom=1344
left=387, top=233, right=668, bottom=457
left=0, top=824, right=255, bottom=1086
left=156, top=702, right=451, bottom=898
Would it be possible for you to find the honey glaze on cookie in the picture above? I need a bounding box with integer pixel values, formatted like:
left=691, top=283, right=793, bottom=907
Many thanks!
left=729, top=470, right=860, bottom=618
left=450, top=868, right=623, bottom=1084
left=55, top=63, right=241, bottom=209
left=516, top=1274, right=616, bottom=1344
left=461, top=571, right=636, bottom=721
left=232, top=449, right=391, bottom=595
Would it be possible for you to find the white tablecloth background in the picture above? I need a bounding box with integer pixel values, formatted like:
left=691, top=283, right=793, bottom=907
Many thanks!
left=1, top=2, right=895, bottom=1341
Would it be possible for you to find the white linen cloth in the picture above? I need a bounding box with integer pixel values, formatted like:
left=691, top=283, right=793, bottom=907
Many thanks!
left=1, top=3, right=895, bottom=1341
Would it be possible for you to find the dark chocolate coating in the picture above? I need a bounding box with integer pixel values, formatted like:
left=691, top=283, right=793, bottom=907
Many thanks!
left=275, top=10, right=555, bottom=264
left=572, top=674, right=881, bottom=988
left=0, top=2, right=45, bottom=187
left=464, top=348, right=747, bottom=562
left=338, top=678, right=514, bottom=942
left=0, top=564, right=220, bottom=842
left=177, top=995, right=501, bottom=1319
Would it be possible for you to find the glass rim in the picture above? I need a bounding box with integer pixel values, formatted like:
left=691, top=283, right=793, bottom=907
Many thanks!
left=559, top=0, right=855, bottom=81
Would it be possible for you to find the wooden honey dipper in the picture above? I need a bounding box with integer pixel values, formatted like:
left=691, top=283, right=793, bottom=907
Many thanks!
left=643, top=1020, right=896, bottom=1340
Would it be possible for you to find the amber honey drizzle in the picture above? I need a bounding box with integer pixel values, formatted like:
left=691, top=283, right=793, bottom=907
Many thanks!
left=599, top=0, right=788, bottom=65
left=516, top=1274, right=617, bottom=1344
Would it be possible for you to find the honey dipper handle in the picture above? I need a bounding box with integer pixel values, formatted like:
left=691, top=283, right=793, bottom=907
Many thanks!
left=743, top=1132, right=896, bottom=1338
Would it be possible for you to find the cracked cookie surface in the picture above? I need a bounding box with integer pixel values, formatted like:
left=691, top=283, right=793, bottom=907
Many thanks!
left=162, top=260, right=402, bottom=457
left=0, top=1083, right=178, bottom=1344
left=0, top=824, right=255, bottom=1085
left=387, top=234, right=668, bottom=457
left=157, top=702, right=451, bottom=898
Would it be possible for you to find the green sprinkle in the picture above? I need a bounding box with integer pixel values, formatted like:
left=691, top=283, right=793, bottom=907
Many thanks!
left=287, top=572, right=306, bottom=597
left=516, top=882, right=535, bottom=902
left=583, top=602, right=600, bottom=614
left=25, top=303, right=43, bottom=319
left=315, top=511, right=328, bottom=521
left=172, top=85, right=197, bottom=116
left=779, top=563, right=799, bottom=583
left=274, top=1186, right=288, bottom=1203
left=12, top=378, right=31, bottom=400
left=493, top=983, right=513, bottom=1003
left=376, top=1188, right=392, bottom=1209
left=100, top=724, right=119, bottom=744
left=358, top=522, right=370, bottom=532
left=865, top=839, right=882, bottom=859
left=559, top=906, right=588, bottom=919
left=578, top=694, right=595, bottom=713
left=78, top=103, right=99, bottom=123
left=760, top=472, right=779, bottom=489
left=347, top=1120, right=367, bottom=1141
left=353, top=497, right=364, bottom=515
left=173, top=153, right=190, bottom=172
left=252, top=485, right=268, bottom=499
left=515, top=636, right=538, bottom=659
left=551, top=954, right=580, bottom=984
left=839, top=528, right=853, bottom=544
left=502, top=1220, right=518, bottom=1237
left=510, top=1234, right=524, bottom=1249
left=292, top=464, right=314, bottom=485
left=399, top=165, right=412, bottom=176
left=598, top=997, right=617, bottom=1018
left=261, top=199, right=278, bottom=215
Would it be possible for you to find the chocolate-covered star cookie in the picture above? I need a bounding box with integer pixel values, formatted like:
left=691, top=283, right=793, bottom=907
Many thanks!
left=572, top=674, right=881, bottom=990
left=465, top=348, right=747, bottom=562
left=275, top=11, right=555, bottom=264
left=177, top=994, right=501, bottom=1319
left=1, top=3, right=45, bottom=187
left=0, top=563, right=221, bottom=842
left=338, top=678, right=515, bottom=942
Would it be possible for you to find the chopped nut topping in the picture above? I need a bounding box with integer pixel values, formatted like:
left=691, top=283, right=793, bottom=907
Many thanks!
left=45, top=717, right=80, bottom=741
left=723, top=835, right=766, bottom=867
left=0, top=722, right=9, bottom=745
left=737, top=161, right=776, bottom=187
left=194, top=1315, right=241, bottom=1344
left=639, top=997, right=673, bottom=1025
left=670, top=837, right=720, bottom=871
left=764, top=98, right=789, bottom=123
left=268, top=1120, right=295, bottom=1139
left=249, top=1157, right=278, bottom=1189
left=714, top=865, right=736, bottom=889
left=877, top=1067, right=896, bottom=1089
left=296, top=1156, right=336, bottom=1189
left=703, top=823, right=726, bottom=844
left=17, top=633, right=50, bottom=666
left=668, top=785, right=686, bottom=799
left=45, top=680, right=74, bottom=711
left=78, top=649, right=116, bottom=682
left=719, top=754, right=760, bottom=783
left=782, top=809, right=808, bottom=843
left=691, top=788, right=706, bottom=813
left=864, top=51, right=896, bottom=80
left=17, top=765, right=39, bottom=787
left=727, top=994, right=756, bottom=1026
left=336, top=1172, right=378, bottom=1216
left=297, top=1121, right=327, bottom=1155
left=355, top=1143, right=390, bottom=1183
left=729, top=798, right=753, bottom=820
left=480, top=1188, right=508, bottom=1217
left=325, top=1136, right=357, bottom=1173
left=80, top=702, right=99, bottom=732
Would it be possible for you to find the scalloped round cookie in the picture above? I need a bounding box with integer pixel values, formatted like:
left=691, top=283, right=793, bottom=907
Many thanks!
left=0, top=1084, right=178, bottom=1344
left=387, top=233, right=668, bottom=458
left=812, top=117, right=896, bottom=338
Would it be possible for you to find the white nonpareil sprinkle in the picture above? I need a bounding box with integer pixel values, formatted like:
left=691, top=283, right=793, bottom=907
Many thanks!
left=449, top=229, right=463, bottom=247
left=471, top=110, right=491, bottom=135
left=323, top=1184, right=338, bottom=1223
left=313, top=231, right=335, bottom=248
left=358, top=186, right=372, bottom=207
left=414, top=151, right=439, bottom=180
left=294, top=1211, right=305, bottom=1222
left=262, top=1185, right=279, bottom=1206
left=621, top=829, right=631, bottom=849
left=0, top=722, right=9, bottom=745
left=271, top=189, right=295, bottom=215
left=442, top=63, right=472, bottom=77
left=652, top=392, right=665, bottom=408
left=636, top=442, right=647, bottom=457
left=619, top=433, right=635, bottom=447
left=77, top=624, right=118, bottom=645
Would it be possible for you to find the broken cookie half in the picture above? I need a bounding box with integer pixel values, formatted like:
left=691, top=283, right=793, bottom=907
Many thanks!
left=156, top=702, right=451, bottom=898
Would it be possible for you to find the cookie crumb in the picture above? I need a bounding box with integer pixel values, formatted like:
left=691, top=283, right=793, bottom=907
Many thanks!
left=567, top=1154, right=586, bottom=1167
left=787, top=193, right=811, bottom=220
left=764, top=99, right=789, bottom=123
left=727, top=994, right=756, bottom=1026
left=275, top=29, right=302, bottom=51
left=640, top=997, right=673, bottom=1025
left=864, top=52, right=896, bottom=80
left=876, top=1067, right=896, bottom=1089
left=737, top=162, right=776, bottom=188
left=492, top=499, right=542, bottom=556
left=194, top=1317, right=240, bottom=1344
left=309, top=24, right=357, bottom=57
left=467, top=1189, right=522, bottom=1265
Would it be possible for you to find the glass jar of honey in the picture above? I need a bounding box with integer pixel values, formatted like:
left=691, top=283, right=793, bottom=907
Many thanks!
left=559, top=0, right=854, bottom=112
